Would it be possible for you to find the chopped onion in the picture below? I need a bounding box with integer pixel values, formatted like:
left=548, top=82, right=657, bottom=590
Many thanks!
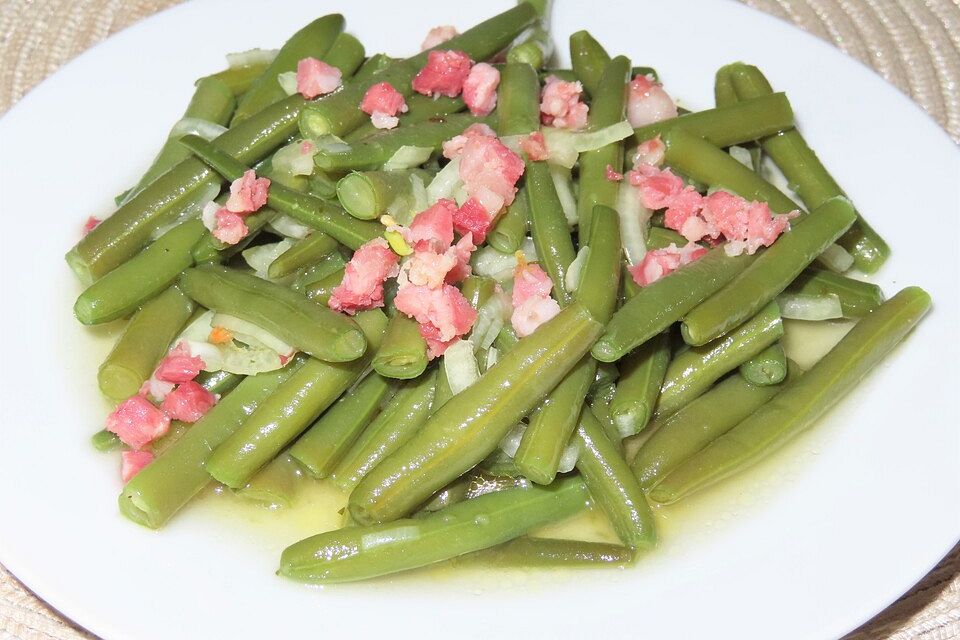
left=542, top=120, right=635, bottom=169
left=616, top=180, right=650, bottom=264
left=485, top=347, right=500, bottom=370
left=273, top=140, right=317, bottom=177
left=549, top=165, right=577, bottom=226
left=226, top=48, right=278, bottom=68
left=168, top=117, right=228, bottom=142
left=242, top=240, right=293, bottom=276
left=777, top=292, right=844, bottom=321
left=212, top=313, right=296, bottom=356
left=497, top=134, right=524, bottom=155
left=383, top=145, right=433, bottom=170
left=268, top=215, right=311, bottom=239
left=760, top=154, right=802, bottom=202
left=426, top=157, right=461, bottom=203
left=557, top=440, right=580, bottom=473
left=277, top=71, right=298, bottom=97
left=470, top=291, right=512, bottom=350
left=178, top=310, right=217, bottom=342
left=182, top=338, right=287, bottom=376
left=443, top=339, right=480, bottom=394
left=816, top=242, right=855, bottom=273
left=565, top=246, right=590, bottom=292
left=728, top=145, right=753, bottom=169
left=313, top=134, right=352, bottom=155
left=471, top=238, right=537, bottom=281
left=498, top=423, right=527, bottom=458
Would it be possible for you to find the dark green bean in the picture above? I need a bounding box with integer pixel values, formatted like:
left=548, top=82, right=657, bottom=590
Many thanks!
left=345, top=94, right=466, bottom=142
left=527, top=160, right=576, bottom=305
left=786, top=267, right=884, bottom=318
left=266, top=232, right=338, bottom=279
left=507, top=27, right=553, bottom=70
left=304, top=266, right=345, bottom=304
left=609, top=330, right=670, bottom=437
left=488, top=186, right=530, bottom=254
left=205, top=62, right=271, bottom=97
left=569, top=30, right=611, bottom=98
left=373, top=313, right=429, bottom=379
left=237, top=453, right=302, bottom=508
left=498, top=63, right=542, bottom=136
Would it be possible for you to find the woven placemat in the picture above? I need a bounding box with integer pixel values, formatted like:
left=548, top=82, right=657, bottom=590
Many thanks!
left=0, top=1, right=958, bottom=638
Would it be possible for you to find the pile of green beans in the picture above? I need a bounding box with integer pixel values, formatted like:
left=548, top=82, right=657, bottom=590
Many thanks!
left=69, top=4, right=931, bottom=586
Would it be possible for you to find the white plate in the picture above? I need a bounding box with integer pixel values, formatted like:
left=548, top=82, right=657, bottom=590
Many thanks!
left=1, top=1, right=958, bottom=638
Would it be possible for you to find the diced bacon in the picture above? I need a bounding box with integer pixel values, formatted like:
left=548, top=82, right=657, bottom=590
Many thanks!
left=361, top=82, right=408, bottom=129
left=459, top=135, right=525, bottom=214
left=442, top=122, right=497, bottom=159
left=628, top=164, right=684, bottom=210
left=394, top=284, right=477, bottom=342
left=407, top=199, right=457, bottom=251
left=605, top=165, right=623, bottom=182
left=700, top=191, right=748, bottom=240
left=520, top=131, right=548, bottom=161
left=139, top=376, right=175, bottom=402
left=628, top=242, right=707, bottom=287
left=540, top=75, right=589, bottom=130
left=634, top=136, right=666, bottom=167
left=453, top=198, right=493, bottom=244
left=412, top=50, right=473, bottom=98
left=663, top=187, right=706, bottom=236
left=462, top=63, right=500, bottom=116
left=105, top=395, right=171, bottom=450
left=121, top=450, right=154, bottom=483
left=406, top=249, right=459, bottom=289
left=627, top=74, right=678, bottom=128
left=212, top=209, right=249, bottom=245
left=418, top=323, right=456, bottom=359
left=421, top=25, right=459, bottom=51
left=445, top=233, right=476, bottom=284
left=511, top=296, right=561, bottom=338
left=83, top=216, right=101, bottom=235
left=160, top=381, right=217, bottom=423
left=225, top=169, right=270, bottom=214
left=328, top=238, right=400, bottom=314
left=154, top=342, right=205, bottom=383
left=512, top=262, right=554, bottom=307
left=296, top=57, right=342, bottom=99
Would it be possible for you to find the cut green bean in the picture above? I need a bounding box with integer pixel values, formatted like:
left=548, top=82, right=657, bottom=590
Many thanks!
left=569, top=30, right=611, bottom=98
left=455, top=537, right=634, bottom=568
left=527, top=161, right=576, bottom=305
left=646, top=226, right=687, bottom=249
left=345, top=93, right=466, bottom=142
left=739, top=343, right=788, bottom=386
left=292, top=251, right=347, bottom=294
left=650, top=288, right=930, bottom=503
left=178, top=264, right=365, bottom=362
left=507, top=27, right=553, bottom=70
left=657, top=301, right=783, bottom=418
left=460, top=275, right=497, bottom=311
left=237, top=453, right=302, bottom=508
left=205, top=62, right=271, bottom=96
left=498, top=63, right=542, bottom=136
left=787, top=267, right=884, bottom=318
left=92, top=430, right=121, bottom=452
left=488, top=186, right=530, bottom=254
left=373, top=314, right=429, bottom=379
left=713, top=65, right=738, bottom=108
left=266, top=232, right=338, bottom=279
left=304, top=266, right=345, bottom=305
left=610, top=330, right=670, bottom=437
left=336, top=169, right=432, bottom=220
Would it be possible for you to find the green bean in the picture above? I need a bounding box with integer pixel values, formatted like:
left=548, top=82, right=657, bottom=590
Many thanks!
left=713, top=65, right=738, bottom=108
left=592, top=245, right=757, bottom=362
left=577, top=56, right=630, bottom=241
left=292, top=251, right=347, bottom=294
left=304, top=266, right=345, bottom=304
left=281, top=476, right=588, bottom=583
left=681, top=197, right=857, bottom=345
left=237, top=454, right=302, bottom=508
left=122, top=77, right=236, bottom=205
left=460, top=276, right=497, bottom=311
left=289, top=373, right=396, bottom=478
left=646, top=226, right=688, bottom=249
left=178, top=264, right=365, bottom=362
left=593, top=361, right=620, bottom=391
left=488, top=187, right=530, bottom=254
left=631, top=93, right=794, bottom=150
left=527, top=161, right=576, bottom=305
left=568, top=30, right=611, bottom=98
left=372, top=314, right=429, bottom=380
left=73, top=219, right=206, bottom=325
left=97, top=286, right=195, bottom=400
left=651, top=287, right=930, bottom=503
left=313, top=113, right=490, bottom=172
left=178, top=134, right=381, bottom=250
left=432, top=359, right=454, bottom=413
left=657, top=301, right=783, bottom=418
left=499, top=62, right=541, bottom=136
left=507, top=26, right=553, bottom=70
left=610, top=331, right=670, bottom=437
left=92, top=430, right=121, bottom=452
left=726, top=64, right=890, bottom=273
left=575, top=407, right=657, bottom=548
left=632, top=364, right=798, bottom=491
left=739, top=343, right=788, bottom=386
left=455, top=536, right=634, bottom=568
left=349, top=302, right=604, bottom=524
left=299, top=3, right=537, bottom=139
left=787, top=267, right=884, bottom=318
left=231, top=16, right=348, bottom=124
left=345, top=94, right=466, bottom=143
left=118, top=358, right=305, bottom=528
left=266, top=232, right=338, bottom=279
left=331, top=370, right=437, bottom=490
left=353, top=53, right=397, bottom=82
left=205, top=62, right=271, bottom=97
left=205, top=310, right=387, bottom=488
left=336, top=169, right=432, bottom=220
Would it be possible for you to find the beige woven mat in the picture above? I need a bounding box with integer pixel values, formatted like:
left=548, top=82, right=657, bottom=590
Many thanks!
left=0, top=0, right=958, bottom=638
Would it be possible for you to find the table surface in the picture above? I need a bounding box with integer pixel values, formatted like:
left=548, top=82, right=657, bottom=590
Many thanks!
left=0, top=0, right=958, bottom=638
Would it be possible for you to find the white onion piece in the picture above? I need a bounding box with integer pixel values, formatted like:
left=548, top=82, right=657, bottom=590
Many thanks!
left=565, top=246, right=590, bottom=292
left=426, top=157, right=461, bottom=203
left=549, top=165, right=578, bottom=226
left=277, top=71, right=298, bottom=96
left=776, top=292, right=844, bottom=321
left=273, top=140, right=317, bottom=176
left=383, top=145, right=433, bottom=170
left=816, top=243, right=855, bottom=273
left=313, top=134, right=352, bottom=155
left=728, top=145, right=754, bottom=169
left=443, top=339, right=480, bottom=395
left=471, top=238, right=537, bottom=281
left=498, top=423, right=527, bottom=458
left=212, top=313, right=295, bottom=356
left=557, top=441, right=580, bottom=473
left=242, top=240, right=293, bottom=276
left=168, top=117, right=228, bottom=142
left=616, top=181, right=650, bottom=264
left=386, top=173, right=430, bottom=225
left=470, top=291, right=512, bottom=350
left=268, top=215, right=311, bottom=239
left=226, top=48, right=278, bottom=68
left=485, top=347, right=500, bottom=370
left=542, top=120, right=634, bottom=169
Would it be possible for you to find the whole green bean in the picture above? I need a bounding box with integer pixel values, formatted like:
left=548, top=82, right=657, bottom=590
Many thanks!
left=657, top=301, right=783, bottom=418
left=575, top=407, right=657, bottom=549
left=373, top=314, right=429, bottom=379
left=349, top=302, right=604, bottom=525
left=739, top=343, right=788, bottom=386
left=631, top=93, right=794, bottom=150
left=632, top=363, right=798, bottom=491
left=713, top=65, right=738, bottom=108
left=331, top=370, right=437, bottom=490
left=499, top=63, right=541, bottom=137
left=74, top=218, right=206, bottom=325
left=237, top=453, right=302, bottom=508
left=610, top=330, right=671, bottom=437
left=178, top=264, right=365, bottom=362
left=527, top=160, right=576, bottom=305
left=118, top=358, right=305, bottom=528
left=280, top=477, right=589, bottom=583
left=488, top=187, right=530, bottom=254
left=205, top=62, right=271, bottom=97
left=569, top=30, right=611, bottom=98
left=577, top=56, right=630, bottom=241
left=336, top=169, right=432, bottom=220
left=304, top=266, right=345, bottom=304
left=292, top=251, right=347, bottom=294
left=298, top=3, right=538, bottom=139
left=231, top=16, right=347, bottom=124
left=289, top=373, right=396, bottom=478
left=266, top=232, right=338, bottom=279
left=650, top=287, right=930, bottom=503
left=455, top=536, right=634, bottom=568
left=787, top=267, right=884, bottom=318
left=97, top=286, right=195, bottom=400
left=681, top=197, right=857, bottom=345
left=205, top=310, right=387, bottom=488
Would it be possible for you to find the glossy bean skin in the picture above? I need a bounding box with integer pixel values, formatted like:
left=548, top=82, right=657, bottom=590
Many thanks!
left=568, top=30, right=611, bottom=98
left=348, top=303, right=604, bottom=525
left=488, top=186, right=530, bottom=254
left=787, top=267, right=884, bottom=318
left=289, top=373, right=396, bottom=478
left=657, top=301, right=784, bottom=418
left=304, top=266, right=346, bottom=305
left=204, top=310, right=387, bottom=489
left=609, top=331, right=671, bottom=438
left=681, top=197, right=858, bottom=345
left=455, top=537, right=634, bottom=568
left=336, top=169, right=433, bottom=220
left=497, top=63, right=541, bottom=136
left=739, top=343, right=788, bottom=386
left=527, top=160, right=576, bottom=305
left=373, top=313, right=429, bottom=379
left=632, top=364, right=798, bottom=491
left=281, top=477, right=589, bottom=583
left=178, top=264, right=365, bottom=362
left=650, top=288, right=931, bottom=503
left=237, top=454, right=302, bottom=509
left=266, top=232, right=339, bottom=279
left=204, top=62, right=271, bottom=96
left=345, top=94, right=465, bottom=143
